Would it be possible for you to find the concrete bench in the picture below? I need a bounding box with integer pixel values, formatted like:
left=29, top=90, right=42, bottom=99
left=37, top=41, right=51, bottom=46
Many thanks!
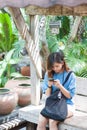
left=19, top=77, right=87, bottom=130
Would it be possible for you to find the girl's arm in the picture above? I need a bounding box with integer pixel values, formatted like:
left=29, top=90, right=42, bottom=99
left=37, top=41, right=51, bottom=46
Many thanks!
left=54, top=80, right=71, bottom=98
left=42, top=72, right=54, bottom=96
left=54, top=73, right=76, bottom=99
left=45, top=81, right=53, bottom=96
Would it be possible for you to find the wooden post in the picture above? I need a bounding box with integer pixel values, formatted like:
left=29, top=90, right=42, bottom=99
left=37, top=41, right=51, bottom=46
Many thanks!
left=30, top=15, right=41, bottom=105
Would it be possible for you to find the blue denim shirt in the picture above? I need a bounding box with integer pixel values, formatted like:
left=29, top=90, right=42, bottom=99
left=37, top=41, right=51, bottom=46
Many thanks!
left=41, top=71, right=76, bottom=105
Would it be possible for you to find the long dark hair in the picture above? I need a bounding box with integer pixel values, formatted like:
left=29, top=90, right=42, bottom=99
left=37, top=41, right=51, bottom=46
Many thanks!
left=47, top=50, right=70, bottom=77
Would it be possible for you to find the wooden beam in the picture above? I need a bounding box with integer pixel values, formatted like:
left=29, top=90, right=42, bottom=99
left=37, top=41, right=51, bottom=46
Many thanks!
left=74, top=5, right=87, bottom=16
left=25, top=5, right=87, bottom=16
left=25, top=5, right=72, bottom=15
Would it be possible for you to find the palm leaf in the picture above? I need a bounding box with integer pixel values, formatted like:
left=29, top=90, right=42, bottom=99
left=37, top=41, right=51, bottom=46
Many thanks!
left=0, top=13, right=15, bottom=52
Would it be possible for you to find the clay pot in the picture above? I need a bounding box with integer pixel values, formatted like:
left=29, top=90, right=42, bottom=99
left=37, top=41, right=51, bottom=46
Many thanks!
left=5, top=77, right=31, bottom=107
left=16, top=83, right=31, bottom=107
left=5, top=76, right=30, bottom=91
left=0, top=88, right=18, bottom=115
left=20, top=66, right=30, bottom=76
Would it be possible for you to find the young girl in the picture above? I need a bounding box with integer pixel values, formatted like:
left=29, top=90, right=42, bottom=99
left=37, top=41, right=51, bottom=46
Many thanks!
left=37, top=50, right=76, bottom=130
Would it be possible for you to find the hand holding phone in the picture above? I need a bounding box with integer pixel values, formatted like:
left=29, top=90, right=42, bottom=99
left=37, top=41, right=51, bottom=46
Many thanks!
left=48, top=78, right=54, bottom=81
left=53, top=79, right=61, bottom=88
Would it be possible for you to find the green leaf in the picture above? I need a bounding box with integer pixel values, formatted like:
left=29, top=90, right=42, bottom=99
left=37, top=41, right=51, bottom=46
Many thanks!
left=5, top=49, right=15, bottom=61
left=0, top=13, right=18, bottom=52
left=9, top=58, right=20, bottom=64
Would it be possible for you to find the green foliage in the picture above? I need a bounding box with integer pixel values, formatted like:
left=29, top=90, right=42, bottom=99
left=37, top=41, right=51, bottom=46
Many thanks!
left=46, top=16, right=87, bottom=77
left=13, top=40, right=25, bottom=58
left=75, top=66, right=87, bottom=78
left=0, top=49, right=21, bottom=87
left=64, top=42, right=87, bottom=76
left=47, top=34, right=58, bottom=53
left=65, top=42, right=87, bottom=61
left=0, top=13, right=18, bottom=52
left=56, top=16, right=70, bottom=39
left=46, top=16, right=59, bottom=52
left=81, top=17, right=87, bottom=41
left=46, top=16, right=70, bottom=52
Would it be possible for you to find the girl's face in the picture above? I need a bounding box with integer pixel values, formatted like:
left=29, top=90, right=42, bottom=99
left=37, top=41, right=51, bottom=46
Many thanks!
left=52, top=62, right=64, bottom=73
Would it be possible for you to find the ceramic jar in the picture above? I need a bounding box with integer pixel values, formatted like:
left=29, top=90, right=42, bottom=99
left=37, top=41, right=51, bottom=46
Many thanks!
left=20, top=66, right=30, bottom=76
left=0, top=88, right=18, bottom=115
left=16, top=83, right=31, bottom=107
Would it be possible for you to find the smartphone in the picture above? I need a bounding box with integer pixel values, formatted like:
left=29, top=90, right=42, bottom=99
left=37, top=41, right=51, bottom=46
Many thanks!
left=48, top=78, right=54, bottom=81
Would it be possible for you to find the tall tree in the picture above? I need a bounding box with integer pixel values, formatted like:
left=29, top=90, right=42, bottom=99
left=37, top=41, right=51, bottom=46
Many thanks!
left=68, top=16, right=82, bottom=43
left=39, top=16, right=49, bottom=75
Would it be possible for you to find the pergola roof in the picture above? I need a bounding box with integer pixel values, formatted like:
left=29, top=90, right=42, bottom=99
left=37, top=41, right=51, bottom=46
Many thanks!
left=0, top=0, right=87, bottom=8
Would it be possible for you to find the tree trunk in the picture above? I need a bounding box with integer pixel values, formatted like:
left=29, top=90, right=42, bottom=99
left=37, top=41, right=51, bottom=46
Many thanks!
left=68, top=16, right=82, bottom=43
left=39, top=16, right=49, bottom=77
